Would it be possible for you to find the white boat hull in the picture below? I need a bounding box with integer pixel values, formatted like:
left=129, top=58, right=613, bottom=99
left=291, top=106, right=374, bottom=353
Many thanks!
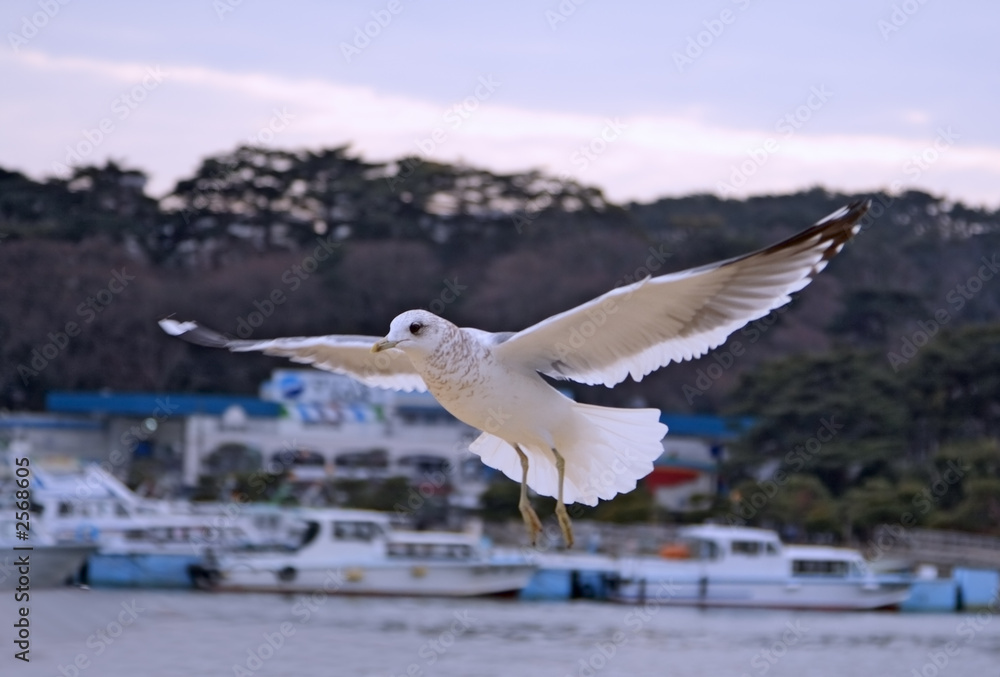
left=609, top=567, right=911, bottom=610
left=205, top=557, right=535, bottom=597
left=0, top=544, right=95, bottom=589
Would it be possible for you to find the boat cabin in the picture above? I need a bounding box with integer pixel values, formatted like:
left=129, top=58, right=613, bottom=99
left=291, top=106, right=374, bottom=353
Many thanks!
left=282, top=508, right=484, bottom=563
left=785, top=545, right=869, bottom=579
left=672, top=524, right=784, bottom=561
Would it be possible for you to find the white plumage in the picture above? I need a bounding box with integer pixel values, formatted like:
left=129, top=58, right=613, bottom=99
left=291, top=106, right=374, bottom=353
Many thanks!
left=159, top=200, right=869, bottom=546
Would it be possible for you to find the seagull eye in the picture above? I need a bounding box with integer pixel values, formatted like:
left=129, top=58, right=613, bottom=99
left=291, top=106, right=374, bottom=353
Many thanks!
left=409, top=322, right=423, bottom=335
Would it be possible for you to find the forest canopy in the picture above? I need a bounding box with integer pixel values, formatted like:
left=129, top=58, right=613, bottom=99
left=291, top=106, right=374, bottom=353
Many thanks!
left=2, top=146, right=998, bottom=535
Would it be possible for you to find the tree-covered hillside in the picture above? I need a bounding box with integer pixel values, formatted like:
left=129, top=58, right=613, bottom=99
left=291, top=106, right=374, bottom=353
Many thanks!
left=2, top=146, right=998, bottom=536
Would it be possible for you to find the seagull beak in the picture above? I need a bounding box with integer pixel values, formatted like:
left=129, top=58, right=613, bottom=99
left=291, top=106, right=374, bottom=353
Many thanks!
left=371, top=338, right=399, bottom=353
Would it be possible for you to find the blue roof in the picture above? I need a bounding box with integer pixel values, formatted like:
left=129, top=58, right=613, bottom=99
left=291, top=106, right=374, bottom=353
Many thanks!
left=46, top=392, right=282, bottom=418
left=0, top=415, right=103, bottom=430
left=659, top=413, right=753, bottom=439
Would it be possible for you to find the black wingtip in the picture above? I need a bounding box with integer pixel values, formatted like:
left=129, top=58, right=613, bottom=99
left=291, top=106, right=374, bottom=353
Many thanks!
left=158, top=318, right=233, bottom=349
left=813, top=198, right=870, bottom=229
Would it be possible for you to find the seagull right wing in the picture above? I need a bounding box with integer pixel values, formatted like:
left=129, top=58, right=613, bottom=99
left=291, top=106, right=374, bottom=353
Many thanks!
left=494, top=200, right=870, bottom=387
left=159, top=319, right=427, bottom=392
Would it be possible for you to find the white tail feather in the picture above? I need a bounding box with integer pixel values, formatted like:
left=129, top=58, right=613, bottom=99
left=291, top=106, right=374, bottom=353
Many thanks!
left=469, top=403, right=667, bottom=506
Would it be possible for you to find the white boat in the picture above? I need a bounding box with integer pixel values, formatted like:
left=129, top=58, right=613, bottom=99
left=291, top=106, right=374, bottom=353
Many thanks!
left=196, top=508, right=536, bottom=597
left=0, top=515, right=96, bottom=589
left=608, top=525, right=911, bottom=610
left=26, top=464, right=261, bottom=587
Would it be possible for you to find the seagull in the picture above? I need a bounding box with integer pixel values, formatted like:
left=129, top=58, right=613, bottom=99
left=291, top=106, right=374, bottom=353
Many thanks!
left=160, top=200, right=869, bottom=547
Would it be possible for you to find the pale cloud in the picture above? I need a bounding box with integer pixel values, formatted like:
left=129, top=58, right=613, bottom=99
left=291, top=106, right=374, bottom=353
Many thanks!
left=4, top=49, right=1000, bottom=207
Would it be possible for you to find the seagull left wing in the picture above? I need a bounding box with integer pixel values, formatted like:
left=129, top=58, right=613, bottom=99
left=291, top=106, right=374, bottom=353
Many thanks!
left=495, top=200, right=869, bottom=387
left=159, top=319, right=427, bottom=392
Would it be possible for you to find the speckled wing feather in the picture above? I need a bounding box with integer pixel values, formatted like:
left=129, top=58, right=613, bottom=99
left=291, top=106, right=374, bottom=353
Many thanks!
left=158, top=319, right=427, bottom=392
left=495, top=200, right=870, bottom=387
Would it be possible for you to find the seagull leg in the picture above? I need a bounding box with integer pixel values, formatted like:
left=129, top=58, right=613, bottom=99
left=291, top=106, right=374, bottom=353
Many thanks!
left=513, top=444, right=543, bottom=545
left=550, top=447, right=574, bottom=549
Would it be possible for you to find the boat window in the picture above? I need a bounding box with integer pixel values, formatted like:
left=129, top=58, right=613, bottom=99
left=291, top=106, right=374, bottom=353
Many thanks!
left=299, top=521, right=321, bottom=547
left=731, top=541, right=762, bottom=555
left=387, top=541, right=473, bottom=559
left=766, top=543, right=779, bottom=555
left=116, top=503, right=129, bottom=517
left=59, top=501, right=74, bottom=516
left=792, top=560, right=849, bottom=577
left=333, top=521, right=376, bottom=542
left=700, top=540, right=720, bottom=560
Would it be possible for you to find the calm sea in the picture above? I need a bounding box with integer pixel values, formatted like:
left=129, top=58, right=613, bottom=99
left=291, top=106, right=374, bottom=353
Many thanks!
left=4, top=589, right=998, bottom=677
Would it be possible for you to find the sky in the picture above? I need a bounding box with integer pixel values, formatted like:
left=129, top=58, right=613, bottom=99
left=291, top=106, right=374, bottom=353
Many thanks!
left=1, top=0, right=998, bottom=206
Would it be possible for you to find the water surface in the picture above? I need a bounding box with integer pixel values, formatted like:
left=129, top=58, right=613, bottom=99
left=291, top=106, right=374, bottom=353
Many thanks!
left=5, top=589, right=998, bottom=676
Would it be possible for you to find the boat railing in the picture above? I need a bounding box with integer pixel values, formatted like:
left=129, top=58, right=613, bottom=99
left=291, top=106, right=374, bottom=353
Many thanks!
left=872, top=525, right=1000, bottom=569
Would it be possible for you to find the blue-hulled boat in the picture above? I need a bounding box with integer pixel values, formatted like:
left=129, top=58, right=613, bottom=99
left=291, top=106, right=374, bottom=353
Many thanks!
left=29, top=464, right=258, bottom=587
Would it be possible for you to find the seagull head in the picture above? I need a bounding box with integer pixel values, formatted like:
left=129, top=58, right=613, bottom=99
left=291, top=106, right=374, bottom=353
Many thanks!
left=371, top=310, right=448, bottom=355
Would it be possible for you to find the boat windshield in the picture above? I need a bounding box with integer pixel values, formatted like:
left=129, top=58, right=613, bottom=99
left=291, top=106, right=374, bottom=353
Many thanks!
left=792, top=559, right=850, bottom=577
left=670, top=538, right=720, bottom=560
left=731, top=540, right=780, bottom=556
left=332, top=520, right=382, bottom=542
